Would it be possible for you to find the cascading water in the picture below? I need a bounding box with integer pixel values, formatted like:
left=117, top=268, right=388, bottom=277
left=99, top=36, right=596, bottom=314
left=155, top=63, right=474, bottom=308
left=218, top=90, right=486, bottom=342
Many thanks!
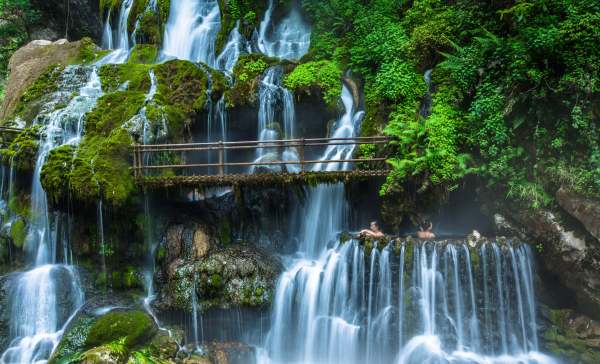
left=257, top=82, right=556, bottom=364
left=100, top=0, right=135, bottom=64
left=257, top=0, right=311, bottom=61
left=216, top=21, right=250, bottom=75
left=0, top=67, right=102, bottom=364
left=162, top=0, right=221, bottom=66
left=252, top=66, right=297, bottom=172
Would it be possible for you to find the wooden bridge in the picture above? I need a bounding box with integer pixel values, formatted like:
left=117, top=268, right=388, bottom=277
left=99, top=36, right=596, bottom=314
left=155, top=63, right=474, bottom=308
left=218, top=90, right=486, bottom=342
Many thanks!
left=132, top=136, right=391, bottom=187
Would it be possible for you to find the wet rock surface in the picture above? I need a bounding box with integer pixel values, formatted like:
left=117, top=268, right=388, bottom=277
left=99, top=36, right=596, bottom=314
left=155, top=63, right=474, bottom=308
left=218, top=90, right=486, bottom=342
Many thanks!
left=556, top=187, right=600, bottom=241
left=155, top=222, right=282, bottom=312
left=494, top=208, right=600, bottom=319
left=541, top=307, right=600, bottom=363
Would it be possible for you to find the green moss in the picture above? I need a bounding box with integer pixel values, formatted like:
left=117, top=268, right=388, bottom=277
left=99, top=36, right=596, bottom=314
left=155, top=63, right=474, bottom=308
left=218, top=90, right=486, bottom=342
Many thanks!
left=41, top=145, right=76, bottom=205
left=79, top=340, right=129, bottom=364
left=225, top=54, right=273, bottom=107
left=130, top=4, right=164, bottom=45
left=153, top=60, right=208, bottom=138
left=86, top=91, right=146, bottom=134
left=70, top=129, right=136, bottom=207
left=86, top=310, right=155, bottom=348
left=100, top=0, right=122, bottom=14
left=98, top=63, right=152, bottom=92
left=9, top=219, right=26, bottom=248
left=218, top=219, right=231, bottom=245
left=128, top=45, right=158, bottom=64
left=16, top=64, right=65, bottom=119
left=157, top=0, right=171, bottom=26
left=71, top=37, right=108, bottom=65
left=0, top=126, right=41, bottom=170
left=284, top=60, right=343, bottom=108
left=49, top=316, right=95, bottom=364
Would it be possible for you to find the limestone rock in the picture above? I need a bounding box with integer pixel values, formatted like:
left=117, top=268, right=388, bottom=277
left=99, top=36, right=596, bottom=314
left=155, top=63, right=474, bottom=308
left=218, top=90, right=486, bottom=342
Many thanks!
left=0, top=39, right=93, bottom=119
left=193, top=227, right=211, bottom=259
left=556, top=187, right=600, bottom=241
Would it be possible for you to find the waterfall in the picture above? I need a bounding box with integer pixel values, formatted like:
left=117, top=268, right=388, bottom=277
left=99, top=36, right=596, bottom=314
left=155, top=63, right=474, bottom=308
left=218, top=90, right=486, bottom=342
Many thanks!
left=125, top=69, right=166, bottom=145
left=161, top=0, right=221, bottom=66
left=252, top=66, right=297, bottom=172
left=216, top=21, right=250, bottom=75
left=0, top=67, right=102, bottom=363
left=257, top=83, right=363, bottom=362
left=257, top=0, right=311, bottom=61
left=100, top=0, right=135, bottom=64
left=257, top=82, right=555, bottom=364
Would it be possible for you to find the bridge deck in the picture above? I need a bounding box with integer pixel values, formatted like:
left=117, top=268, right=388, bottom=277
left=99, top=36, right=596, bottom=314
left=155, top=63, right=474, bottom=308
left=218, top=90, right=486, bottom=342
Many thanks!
left=133, top=136, right=391, bottom=187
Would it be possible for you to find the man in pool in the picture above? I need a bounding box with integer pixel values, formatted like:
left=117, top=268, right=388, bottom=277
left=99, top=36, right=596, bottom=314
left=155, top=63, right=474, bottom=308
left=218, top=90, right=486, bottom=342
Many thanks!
left=417, top=221, right=436, bottom=239
left=360, top=221, right=385, bottom=239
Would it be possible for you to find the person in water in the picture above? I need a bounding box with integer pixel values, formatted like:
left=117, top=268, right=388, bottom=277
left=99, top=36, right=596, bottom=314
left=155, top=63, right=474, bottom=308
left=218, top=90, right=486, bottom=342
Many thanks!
left=417, top=221, right=436, bottom=239
left=360, top=221, right=385, bottom=239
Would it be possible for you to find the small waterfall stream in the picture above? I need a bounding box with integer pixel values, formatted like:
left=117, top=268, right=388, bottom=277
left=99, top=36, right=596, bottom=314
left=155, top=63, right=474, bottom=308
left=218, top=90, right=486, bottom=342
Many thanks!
left=252, top=66, right=297, bottom=172
left=161, top=0, right=221, bottom=66
left=0, top=67, right=102, bottom=363
left=257, top=0, right=311, bottom=60
left=100, top=0, right=135, bottom=64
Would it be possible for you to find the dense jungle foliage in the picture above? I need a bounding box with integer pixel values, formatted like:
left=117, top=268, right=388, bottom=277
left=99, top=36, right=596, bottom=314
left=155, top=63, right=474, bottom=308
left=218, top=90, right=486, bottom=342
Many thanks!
left=298, top=0, right=600, bottom=220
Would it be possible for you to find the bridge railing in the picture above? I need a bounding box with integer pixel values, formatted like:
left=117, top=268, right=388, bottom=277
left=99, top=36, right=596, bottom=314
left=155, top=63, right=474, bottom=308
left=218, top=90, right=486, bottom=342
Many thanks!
left=132, top=136, right=391, bottom=182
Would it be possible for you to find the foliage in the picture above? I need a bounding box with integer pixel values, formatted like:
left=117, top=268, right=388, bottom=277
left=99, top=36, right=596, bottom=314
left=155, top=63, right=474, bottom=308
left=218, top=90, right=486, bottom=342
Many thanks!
left=225, top=54, right=273, bottom=106
left=301, top=0, right=600, bottom=220
left=284, top=60, right=342, bottom=107
left=0, top=0, right=39, bottom=81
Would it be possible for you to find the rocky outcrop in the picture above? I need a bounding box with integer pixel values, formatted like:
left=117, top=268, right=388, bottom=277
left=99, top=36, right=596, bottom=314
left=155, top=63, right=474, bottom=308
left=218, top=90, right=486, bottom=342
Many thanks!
left=494, top=209, right=600, bottom=318
left=542, top=308, right=600, bottom=363
left=556, top=187, right=600, bottom=241
left=31, top=0, right=102, bottom=42
left=155, top=223, right=282, bottom=312
left=0, top=39, right=96, bottom=119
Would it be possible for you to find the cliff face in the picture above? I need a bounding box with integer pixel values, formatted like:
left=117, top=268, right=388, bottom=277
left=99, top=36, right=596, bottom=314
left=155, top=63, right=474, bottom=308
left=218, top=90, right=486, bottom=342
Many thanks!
left=30, top=0, right=102, bottom=42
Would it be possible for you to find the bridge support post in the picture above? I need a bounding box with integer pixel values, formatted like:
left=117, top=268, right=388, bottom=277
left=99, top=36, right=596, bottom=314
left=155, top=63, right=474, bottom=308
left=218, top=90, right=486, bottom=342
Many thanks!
left=218, top=140, right=224, bottom=176
left=132, top=143, right=139, bottom=181
left=299, top=138, right=305, bottom=173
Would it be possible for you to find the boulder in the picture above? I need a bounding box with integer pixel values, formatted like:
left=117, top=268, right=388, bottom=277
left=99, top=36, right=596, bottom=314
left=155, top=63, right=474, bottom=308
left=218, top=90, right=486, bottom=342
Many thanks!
left=494, top=209, right=600, bottom=318
left=556, top=187, right=600, bottom=241
left=155, top=221, right=282, bottom=312
left=0, top=39, right=94, bottom=119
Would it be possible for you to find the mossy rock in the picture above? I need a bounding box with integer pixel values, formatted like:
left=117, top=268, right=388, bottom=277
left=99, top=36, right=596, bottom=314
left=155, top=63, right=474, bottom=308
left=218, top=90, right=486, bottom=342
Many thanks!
left=41, top=145, right=76, bottom=205
left=14, top=64, right=65, bottom=121
left=98, top=63, right=152, bottom=93
left=284, top=60, right=343, bottom=108
left=85, top=310, right=156, bottom=349
left=9, top=218, right=27, bottom=249
left=153, top=59, right=209, bottom=137
left=128, top=45, right=158, bottom=64
left=225, top=54, right=278, bottom=107
left=0, top=126, right=41, bottom=171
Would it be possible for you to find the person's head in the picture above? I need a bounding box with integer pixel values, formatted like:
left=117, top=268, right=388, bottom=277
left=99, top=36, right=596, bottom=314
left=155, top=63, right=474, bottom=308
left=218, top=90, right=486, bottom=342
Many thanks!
left=370, top=221, right=380, bottom=232
left=421, top=220, right=433, bottom=231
